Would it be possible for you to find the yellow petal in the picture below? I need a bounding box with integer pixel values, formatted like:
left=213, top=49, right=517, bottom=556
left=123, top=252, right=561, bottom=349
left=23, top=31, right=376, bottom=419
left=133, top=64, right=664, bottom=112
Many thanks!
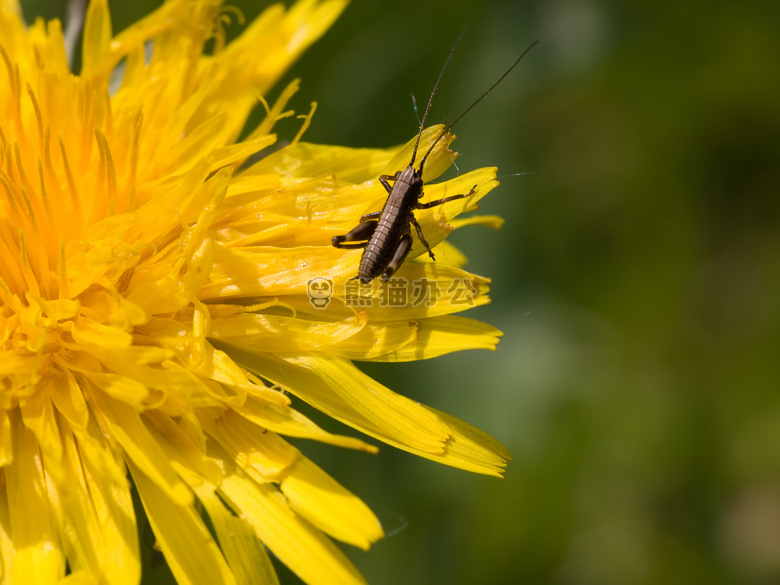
left=4, top=414, right=65, bottom=583
left=216, top=450, right=366, bottom=585
left=358, top=315, right=503, bottom=362
left=210, top=348, right=511, bottom=475
left=69, top=315, right=133, bottom=348
left=88, top=390, right=192, bottom=506
left=80, top=372, right=150, bottom=409
left=195, top=485, right=280, bottom=585
left=416, top=406, right=513, bottom=477
left=204, top=409, right=382, bottom=549
left=206, top=348, right=291, bottom=407
left=80, top=0, right=112, bottom=78
left=19, top=383, right=63, bottom=482
left=208, top=310, right=367, bottom=352
left=202, top=409, right=300, bottom=481
left=142, top=410, right=223, bottom=488
left=243, top=351, right=452, bottom=453
left=325, top=319, right=420, bottom=360
left=0, top=409, right=11, bottom=466
left=46, top=365, right=88, bottom=430
left=238, top=398, right=377, bottom=453
left=218, top=0, right=349, bottom=98
left=0, top=492, right=16, bottom=583
left=27, top=19, right=69, bottom=79
left=53, top=427, right=140, bottom=585
left=449, top=214, right=505, bottom=230
left=128, top=458, right=237, bottom=585
left=0, top=0, right=21, bottom=20
left=280, top=456, right=384, bottom=550
left=248, top=141, right=396, bottom=182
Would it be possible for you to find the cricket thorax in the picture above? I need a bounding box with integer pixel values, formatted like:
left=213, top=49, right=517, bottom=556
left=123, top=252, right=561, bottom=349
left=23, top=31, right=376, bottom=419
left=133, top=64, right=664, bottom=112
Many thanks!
left=386, top=166, right=423, bottom=209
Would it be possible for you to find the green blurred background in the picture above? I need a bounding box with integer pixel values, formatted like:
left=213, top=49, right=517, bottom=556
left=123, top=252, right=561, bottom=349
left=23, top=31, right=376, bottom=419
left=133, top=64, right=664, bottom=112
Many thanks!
left=20, top=0, right=780, bottom=583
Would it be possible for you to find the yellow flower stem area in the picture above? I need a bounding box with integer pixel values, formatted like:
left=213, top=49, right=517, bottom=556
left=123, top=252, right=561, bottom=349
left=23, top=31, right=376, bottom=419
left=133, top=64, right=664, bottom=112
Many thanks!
left=0, top=0, right=511, bottom=583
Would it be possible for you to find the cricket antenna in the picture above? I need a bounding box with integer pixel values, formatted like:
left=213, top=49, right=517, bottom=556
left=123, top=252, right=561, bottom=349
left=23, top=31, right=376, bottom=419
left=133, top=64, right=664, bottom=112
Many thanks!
left=409, top=27, right=470, bottom=167
left=419, top=38, right=540, bottom=173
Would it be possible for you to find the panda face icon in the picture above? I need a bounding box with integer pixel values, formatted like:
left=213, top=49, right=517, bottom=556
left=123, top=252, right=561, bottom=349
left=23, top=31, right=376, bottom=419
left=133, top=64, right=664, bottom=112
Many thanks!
left=307, top=277, right=333, bottom=309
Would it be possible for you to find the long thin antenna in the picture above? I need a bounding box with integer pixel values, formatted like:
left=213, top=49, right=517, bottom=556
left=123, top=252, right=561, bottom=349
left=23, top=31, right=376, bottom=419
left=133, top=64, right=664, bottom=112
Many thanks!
left=409, top=27, right=470, bottom=166
left=419, top=39, right=540, bottom=172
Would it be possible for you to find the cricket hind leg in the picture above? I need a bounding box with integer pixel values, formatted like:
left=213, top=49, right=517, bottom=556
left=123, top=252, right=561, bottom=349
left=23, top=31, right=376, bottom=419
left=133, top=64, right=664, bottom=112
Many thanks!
left=381, top=233, right=413, bottom=281
left=332, top=219, right=378, bottom=249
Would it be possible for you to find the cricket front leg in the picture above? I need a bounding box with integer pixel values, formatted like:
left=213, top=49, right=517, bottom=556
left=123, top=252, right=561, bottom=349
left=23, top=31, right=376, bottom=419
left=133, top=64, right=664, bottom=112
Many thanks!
left=409, top=214, right=435, bottom=260
left=416, top=184, right=477, bottom=210
left=378, top=174, right=396, bottom=194
left=332, top=219, right=378, bottom=249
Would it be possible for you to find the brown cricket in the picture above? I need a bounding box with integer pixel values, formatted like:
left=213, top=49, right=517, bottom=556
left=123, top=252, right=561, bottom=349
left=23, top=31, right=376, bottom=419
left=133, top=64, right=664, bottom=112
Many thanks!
left=332, top=31, right=539, bottom=284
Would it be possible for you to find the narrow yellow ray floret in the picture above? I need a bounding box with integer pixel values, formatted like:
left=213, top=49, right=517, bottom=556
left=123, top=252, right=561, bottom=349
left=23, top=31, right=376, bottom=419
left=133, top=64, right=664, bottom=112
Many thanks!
left=0, top=0, right=511, bottom=583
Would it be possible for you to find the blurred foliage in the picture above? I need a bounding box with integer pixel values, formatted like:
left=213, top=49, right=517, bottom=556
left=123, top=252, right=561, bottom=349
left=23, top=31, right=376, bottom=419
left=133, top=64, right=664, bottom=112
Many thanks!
left=18, top=0, right=780, bottom=584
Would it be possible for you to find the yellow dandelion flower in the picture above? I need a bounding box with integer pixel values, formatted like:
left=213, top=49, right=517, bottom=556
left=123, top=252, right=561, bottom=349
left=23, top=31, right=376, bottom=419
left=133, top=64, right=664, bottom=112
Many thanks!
left=0, top=0, right=511, bottom=583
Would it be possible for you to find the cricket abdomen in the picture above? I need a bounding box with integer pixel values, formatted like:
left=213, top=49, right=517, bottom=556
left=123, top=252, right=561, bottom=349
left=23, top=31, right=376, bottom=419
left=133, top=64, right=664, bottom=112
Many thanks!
left=358, top=201, right=407, bottom=282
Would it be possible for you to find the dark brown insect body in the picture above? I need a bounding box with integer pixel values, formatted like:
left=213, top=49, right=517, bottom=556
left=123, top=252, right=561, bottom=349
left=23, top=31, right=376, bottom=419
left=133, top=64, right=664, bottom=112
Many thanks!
left=359, top=166, right=424, bottom=282
left=332, top=33, right=538, bottom=284
left=334, top=162, right=472, bottom=284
